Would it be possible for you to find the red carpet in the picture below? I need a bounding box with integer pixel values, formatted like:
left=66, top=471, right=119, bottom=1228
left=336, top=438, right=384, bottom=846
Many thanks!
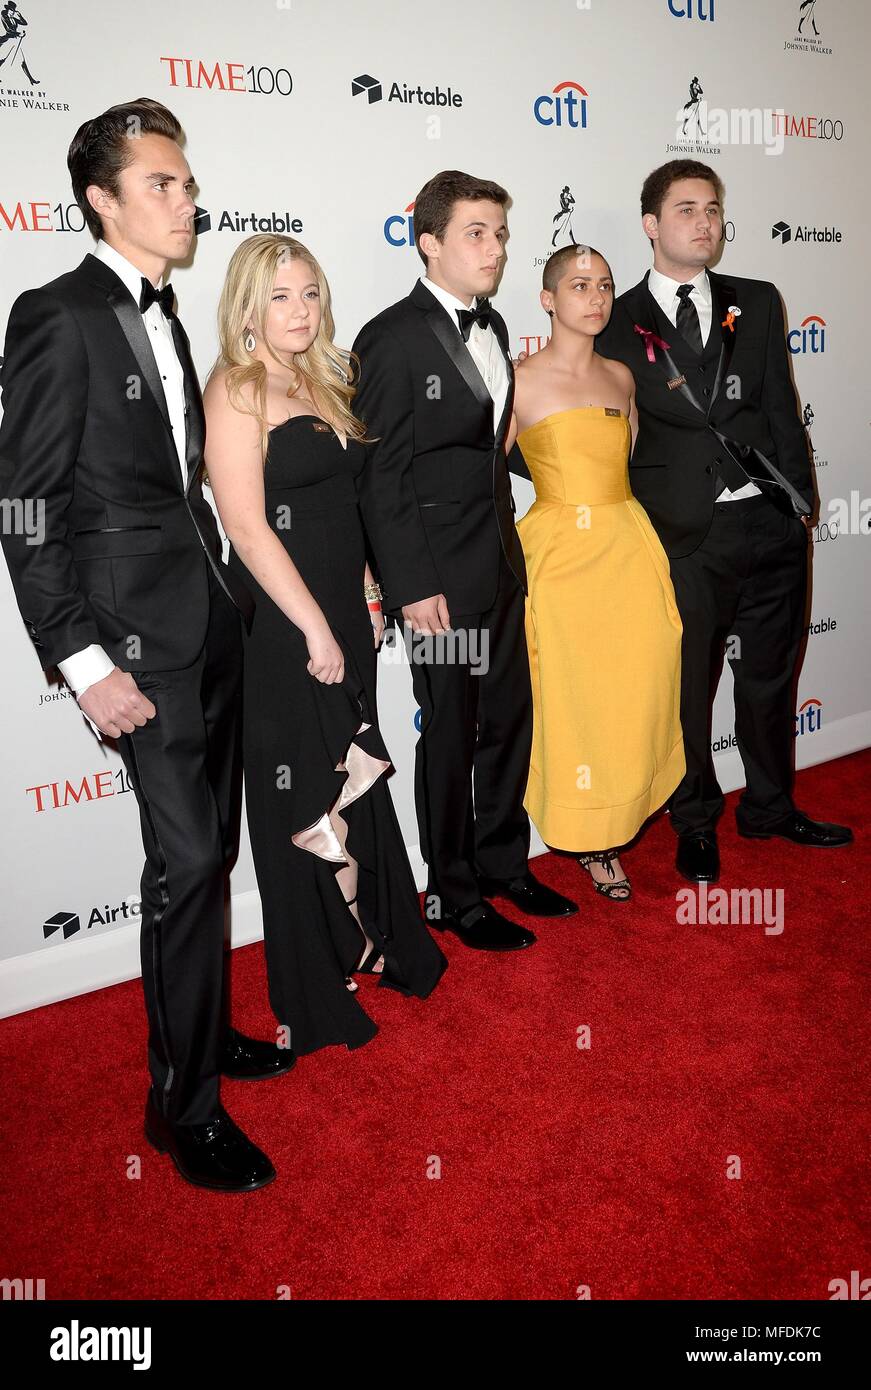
left=2, top=752, right=868, bottom=1301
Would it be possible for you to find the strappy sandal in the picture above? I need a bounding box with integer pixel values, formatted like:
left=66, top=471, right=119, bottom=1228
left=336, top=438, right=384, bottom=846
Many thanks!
left=577, top=849, right=632, bottom=902
left=343, top=897, right=384, bottom=991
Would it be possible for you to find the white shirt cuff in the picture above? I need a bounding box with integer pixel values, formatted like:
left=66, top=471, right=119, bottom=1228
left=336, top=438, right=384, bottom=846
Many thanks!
left=58, top=645, right=116, bottom=697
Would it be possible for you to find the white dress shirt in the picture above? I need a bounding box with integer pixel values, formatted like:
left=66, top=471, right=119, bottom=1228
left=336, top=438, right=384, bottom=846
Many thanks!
left=646, top=265, right=760, bottom=502
left=420, top=275, right=509, bottom=434
left=58, top=239, right=189, bottom=701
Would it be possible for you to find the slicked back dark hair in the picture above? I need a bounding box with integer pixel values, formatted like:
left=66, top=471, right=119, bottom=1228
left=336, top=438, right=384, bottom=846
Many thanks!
left=67, top=97, right=184, bottom=239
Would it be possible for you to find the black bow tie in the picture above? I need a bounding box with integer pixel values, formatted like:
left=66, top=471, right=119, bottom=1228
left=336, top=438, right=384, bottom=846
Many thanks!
left=456, top=298, right=492, bottom=341
left=139, top=278, right=175, bottom=318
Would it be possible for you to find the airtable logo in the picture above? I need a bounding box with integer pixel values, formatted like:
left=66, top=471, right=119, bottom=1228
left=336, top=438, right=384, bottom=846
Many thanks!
left=43, top=897, right=141, bottom=942
left=772, top=219, right=841, bottom=245
left=351, top=73, right=462, bottom=108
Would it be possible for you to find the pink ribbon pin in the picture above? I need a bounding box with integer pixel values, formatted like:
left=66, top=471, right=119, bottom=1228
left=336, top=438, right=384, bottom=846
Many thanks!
left=634, top=324, right=670, bottom=363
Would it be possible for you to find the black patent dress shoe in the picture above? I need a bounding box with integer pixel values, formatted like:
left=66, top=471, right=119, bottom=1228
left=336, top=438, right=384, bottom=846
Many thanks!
left=431, top=901, right=536, bottom=951
left=220, top=1026, right=297, bottom=1080
left=737, top=810, right=853, bottom=848
left=144, top=1090, right=276, bottom=1192
left=676, top=831, right=720, bottom=883
left=477, top=869, right=579, bottom=918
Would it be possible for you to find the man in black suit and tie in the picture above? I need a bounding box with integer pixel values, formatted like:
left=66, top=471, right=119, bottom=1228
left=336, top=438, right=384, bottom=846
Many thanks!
left=352, top=170, right=577, bottom=948
left=0, top=98, right=294, bottom=1191
left=596, top=159, right=851, bottom=882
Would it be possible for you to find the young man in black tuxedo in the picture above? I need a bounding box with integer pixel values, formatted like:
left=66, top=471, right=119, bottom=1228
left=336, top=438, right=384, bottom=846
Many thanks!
left=352, top=171, right=577, bottom=949
left=596, top=159, right=851, bottom=882
left=0, top=99, right=294, bottom=1191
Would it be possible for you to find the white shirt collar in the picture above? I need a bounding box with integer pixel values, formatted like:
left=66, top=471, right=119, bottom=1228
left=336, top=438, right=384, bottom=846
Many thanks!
left=420, top=274, right=476, bottom=317
left=648, top=264, right=711, bottom=307
left=94, top=238, right=165, bottom=305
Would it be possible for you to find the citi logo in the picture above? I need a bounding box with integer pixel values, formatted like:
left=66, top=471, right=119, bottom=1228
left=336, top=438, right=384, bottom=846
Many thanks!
left=160, top=58, right=292, bottom=96
left=772, top=220, right=842, bottom=244
left=534, top=81, right=588, bottom=129
left=787, top=314, right=826, bottom=353
left=352, top=74, right=462, bottom=108
left=384, top=200, right=416, bottom=248
left=668, top=0, right=715, bottom=17
left=795, top=697, right=822, bottom=737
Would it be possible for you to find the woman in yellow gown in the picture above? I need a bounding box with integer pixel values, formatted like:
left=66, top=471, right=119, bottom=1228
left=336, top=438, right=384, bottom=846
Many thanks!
left=507, top=245, right=684, bottom=900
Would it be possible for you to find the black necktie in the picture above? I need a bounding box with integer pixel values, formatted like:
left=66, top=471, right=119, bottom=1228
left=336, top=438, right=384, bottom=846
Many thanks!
left=456, top=297, right=492, bottom=342
left=139, top=278, right=175, bottom=318
left=675, top=283, right=703, bottom=354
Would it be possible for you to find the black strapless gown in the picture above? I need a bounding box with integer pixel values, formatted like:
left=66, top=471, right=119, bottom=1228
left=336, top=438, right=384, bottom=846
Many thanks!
left=228, top=415, right=447, bottom=1055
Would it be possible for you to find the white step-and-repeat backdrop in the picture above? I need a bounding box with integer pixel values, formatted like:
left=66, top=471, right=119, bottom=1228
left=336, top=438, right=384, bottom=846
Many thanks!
left=1, top=0, right=868, bottom=1014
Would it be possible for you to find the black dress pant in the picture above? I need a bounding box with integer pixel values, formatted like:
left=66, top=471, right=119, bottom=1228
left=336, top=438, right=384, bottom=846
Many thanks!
left=408, top=553, right=532, bottom=916
left=118, top=560, right=243, bottom=1125
left=668, top=495, right=808, bottom=837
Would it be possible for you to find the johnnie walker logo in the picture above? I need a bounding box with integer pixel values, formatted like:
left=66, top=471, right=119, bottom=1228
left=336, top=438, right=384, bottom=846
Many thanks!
left=533, top=185, right=578, bottom=268
left=0, top=2, right=71, bottom=112
left=785, top=0, right=833, bottom=56
left=803, top=402, right=828, bottom=468
left=667, top=74, right=721, bottom=157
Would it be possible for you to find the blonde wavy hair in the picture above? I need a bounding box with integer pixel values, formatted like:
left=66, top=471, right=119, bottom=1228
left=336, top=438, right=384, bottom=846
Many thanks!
left=209, top=233, right=369, bottom=458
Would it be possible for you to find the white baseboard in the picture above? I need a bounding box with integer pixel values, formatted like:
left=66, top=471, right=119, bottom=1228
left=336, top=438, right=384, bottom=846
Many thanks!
left=0, top=842, right=548, bottom=1019
left=1, top=714, right=866, bottom=1020
left=713, top=709, right=871, bottom=798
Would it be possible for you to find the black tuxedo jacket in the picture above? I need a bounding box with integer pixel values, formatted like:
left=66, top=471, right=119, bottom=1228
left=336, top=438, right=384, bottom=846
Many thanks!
left=595, top=269, right=814, bottom=557
left=351, top=279, right=527, bottom=614
left=0, top=253, right=252, bottom=674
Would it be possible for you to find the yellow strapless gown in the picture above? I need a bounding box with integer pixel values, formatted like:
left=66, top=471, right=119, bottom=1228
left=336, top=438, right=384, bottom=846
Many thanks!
left=516, top=407, right=685, bottom=851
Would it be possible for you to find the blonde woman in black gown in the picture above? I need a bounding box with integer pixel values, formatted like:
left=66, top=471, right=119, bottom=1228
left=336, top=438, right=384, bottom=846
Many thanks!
left=203, top=235, right=446, bottom=1057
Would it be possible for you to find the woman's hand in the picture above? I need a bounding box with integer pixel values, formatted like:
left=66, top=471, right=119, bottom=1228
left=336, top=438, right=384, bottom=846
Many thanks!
left=306, top=624, right=345, bottom=684
left=370, top=607, right=385, bottom=647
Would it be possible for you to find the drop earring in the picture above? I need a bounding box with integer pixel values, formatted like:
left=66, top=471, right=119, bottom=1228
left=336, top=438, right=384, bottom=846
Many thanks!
left=244, top=328, right=256, bottom=352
